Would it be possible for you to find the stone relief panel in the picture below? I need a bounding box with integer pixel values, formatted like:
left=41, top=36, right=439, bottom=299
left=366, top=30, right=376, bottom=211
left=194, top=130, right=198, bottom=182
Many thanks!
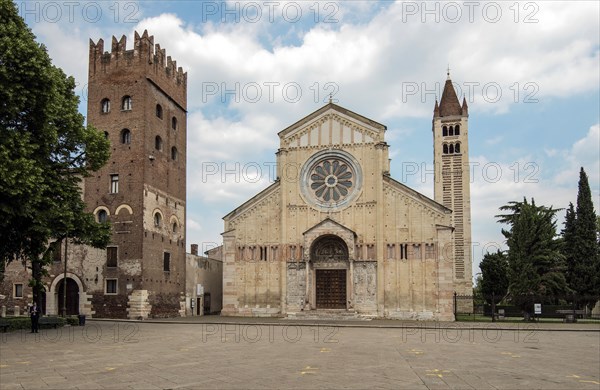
left=286, top=262, right=306, bottom=310
left=353, top=261, right=377, bottom=309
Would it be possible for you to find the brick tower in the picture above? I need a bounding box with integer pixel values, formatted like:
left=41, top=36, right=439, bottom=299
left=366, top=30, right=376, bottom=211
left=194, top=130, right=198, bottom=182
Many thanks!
left=432, top=72, right=473, bottom=299
left=85, top=30, right=187, bottom=318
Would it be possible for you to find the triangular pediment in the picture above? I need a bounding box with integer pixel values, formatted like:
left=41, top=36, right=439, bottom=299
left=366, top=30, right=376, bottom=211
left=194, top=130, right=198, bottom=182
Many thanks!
left=278, top=103, right=386, bottom=149
left=303, top=217, right=357, bottom=238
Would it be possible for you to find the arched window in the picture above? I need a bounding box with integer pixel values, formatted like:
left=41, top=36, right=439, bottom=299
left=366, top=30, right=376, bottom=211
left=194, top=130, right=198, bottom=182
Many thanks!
left=97, top=210, right=108, bottom=223
left=455, top=143, right=461, bottom=154
left=121, top=129, right=131, bottom=145
left=121, top=95, right=132, bottom=111
left=103, top=131, right=109, bottom=139
left=154, top=212, right=162, bottom=227
left=172, top=222, right=178, bottom=233
left=442, top=126, right=448, bottom=136
left=443, top=144, right=448, bottom=154
left=156, top=104, right=163, bottom=119
left=449, top=126, right=454, bottom=136
left=171, top=146, right=178, bottom=161
left=101, top=98, right=110, bottom=113
left=171, top=116, right=177, bottom=130
left=455, top=124, right=460, bottom=135
left=155, top=135, right=163, bottom=151
left=449, top=144, right=455, bottom=154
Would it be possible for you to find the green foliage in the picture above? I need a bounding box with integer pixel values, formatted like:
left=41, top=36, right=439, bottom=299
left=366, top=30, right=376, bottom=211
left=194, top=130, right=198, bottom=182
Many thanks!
left=496, top=198, right=568, bottom=314
left=479, top=250, right=509, bottom=304
left=0, top=0, right=110, bottom=299
left=564, top=168, right=600, bottom=309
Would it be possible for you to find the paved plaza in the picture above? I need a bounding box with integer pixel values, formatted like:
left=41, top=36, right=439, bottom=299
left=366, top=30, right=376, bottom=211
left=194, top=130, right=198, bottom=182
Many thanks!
left=1, top=319, right=599, bottom=389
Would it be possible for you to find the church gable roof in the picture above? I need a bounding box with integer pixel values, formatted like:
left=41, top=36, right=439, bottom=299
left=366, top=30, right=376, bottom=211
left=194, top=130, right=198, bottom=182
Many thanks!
left=223, top=181, right=280, bottom=221
left=383, top=176, right=451, bottom=214
left=278, top=102, right=386, bottom=142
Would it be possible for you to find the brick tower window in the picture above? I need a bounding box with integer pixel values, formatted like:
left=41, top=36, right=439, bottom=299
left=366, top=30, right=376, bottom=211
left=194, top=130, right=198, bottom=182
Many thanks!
left=443, top=144, right=448, bottom=154
left=154, top=212, right=162, bottom=227
left=449, top=125, right=454, bottom=136
left=171, top=116, right=177, bottom=130
left=455, top=143, right=461, bottom=154
left=156, top=104, right=163, bottom=119
left=155, top=136, right=163, bottom=151
left=163, top=252, right=171, bottom=272
left=120, top=129, right=131, bottom=144
left=121, top=95, right=132, bottom=111
left=101, top=98, right=110, bottom=114
left=172, top=222, right=178, bottom=233
left=97, top=209, right=108, bottom=223
left=442, top=125, right=448, bottom=136
left=107, top=247, right=118, bottom=267
left=171, top=146, right=178, bottom=161
left=455, top=124, right=460, bottom=135
left=449, top=144, right=455, bottom=154
left=110, top=174, right=119, bottom=194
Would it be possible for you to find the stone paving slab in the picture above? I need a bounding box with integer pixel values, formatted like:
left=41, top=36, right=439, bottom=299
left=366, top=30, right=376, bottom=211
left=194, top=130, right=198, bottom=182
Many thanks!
left=0, top=321, right=598, bottom=389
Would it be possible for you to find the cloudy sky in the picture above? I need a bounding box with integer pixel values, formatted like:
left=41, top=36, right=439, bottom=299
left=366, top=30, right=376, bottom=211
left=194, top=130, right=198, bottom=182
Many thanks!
left=20, top=0, right=599, bottom=278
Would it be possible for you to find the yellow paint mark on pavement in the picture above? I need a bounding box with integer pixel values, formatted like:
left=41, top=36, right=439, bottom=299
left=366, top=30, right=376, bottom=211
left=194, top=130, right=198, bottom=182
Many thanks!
left=407, top=349, right=423, bottom=355
left=17, top=361, right=30, bottom=365
left=579, top=380, right=600, bottom=385
left=567, top=375, right=581, bottom=378
left=320, top=348, right=331, bottom=353
left=0, top=364, right=8, bottom=368
left=105, top=367, right=116, bottom=371
left=426, top=369, right=450, bottom=378
left=301, top=366, right=319, bottom=375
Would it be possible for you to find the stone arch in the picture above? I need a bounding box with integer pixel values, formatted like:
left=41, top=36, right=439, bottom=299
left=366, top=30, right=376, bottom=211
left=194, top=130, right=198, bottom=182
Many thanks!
left=310, top=234, right=349, bottom=264
left=47, top=273, right=93, bottom=316
left=115, top=204, right=133, bottom=215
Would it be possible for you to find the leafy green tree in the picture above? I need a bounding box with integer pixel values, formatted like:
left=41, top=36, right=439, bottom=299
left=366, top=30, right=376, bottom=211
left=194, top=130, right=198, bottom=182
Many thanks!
left=0, top=0, right=110, bottom=304
left=565, top=168, right=600, bottom=309
left=496, top=198, right=568, bottom=317
left=479, top=250, right=509, bottom=305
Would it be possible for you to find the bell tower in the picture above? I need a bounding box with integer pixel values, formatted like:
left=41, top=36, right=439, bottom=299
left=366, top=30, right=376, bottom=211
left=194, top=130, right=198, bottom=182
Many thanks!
left=432, top=72, right=472, bottom=296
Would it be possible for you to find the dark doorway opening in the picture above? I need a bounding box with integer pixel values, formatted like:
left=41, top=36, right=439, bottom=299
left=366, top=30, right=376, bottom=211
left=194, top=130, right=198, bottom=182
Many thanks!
left=203, top=293, right=211, bottom=315
left=57, top=278, right=79, bottom=315
left=316, top=269, right=347, bottom=309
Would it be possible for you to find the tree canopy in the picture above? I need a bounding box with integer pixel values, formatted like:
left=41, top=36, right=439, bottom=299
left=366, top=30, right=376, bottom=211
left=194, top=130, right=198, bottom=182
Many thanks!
left=479, top=250, right=509, bottom=305
left=496, top=198, right=568, bottom=313
left=0, top=0, right=110, bottom=297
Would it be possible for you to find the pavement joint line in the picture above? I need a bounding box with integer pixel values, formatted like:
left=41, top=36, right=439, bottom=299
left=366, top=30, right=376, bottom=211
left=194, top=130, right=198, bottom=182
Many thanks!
left=84, top=318, right=600, bottom=332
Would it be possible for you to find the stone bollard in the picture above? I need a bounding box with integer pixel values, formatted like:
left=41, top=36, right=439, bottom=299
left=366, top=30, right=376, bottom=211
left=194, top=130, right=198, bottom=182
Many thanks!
left=14, top=306, right=20, bottom=316
left=1, top=306, right=5, bottom=317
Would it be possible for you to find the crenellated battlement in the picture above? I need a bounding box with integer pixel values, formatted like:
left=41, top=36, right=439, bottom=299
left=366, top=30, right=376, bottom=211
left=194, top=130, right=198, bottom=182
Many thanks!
left=89, top=30, right=187, bottom=105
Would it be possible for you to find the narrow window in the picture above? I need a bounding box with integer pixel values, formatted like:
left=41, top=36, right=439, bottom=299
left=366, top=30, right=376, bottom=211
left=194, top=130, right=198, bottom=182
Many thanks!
left=101, top=98, right=110, bottom=113
left=154, top=212, right=162, bottom=227
left=121, top=129, right=131, bottom=144
left=171, top=146, right=178, bottom=161
left=104, top=131, right=109, bottom=139
left=97, top=209, right=108, bottom=223
left=105, top=279, right=117, bottom=294
left=442, top=126, right=448, bottom=136
left=171, top=116, right=177, bottom=130
left=107, top=247, right=118, bottom=268
left=155, top=136, right=163, bottom=151
left=449, top=126, right=454, bottom=136
left=172, top=222, right=178, bottom=233
left=449, top=144, right=455, bottom=154
left=163, top=252, right=171, bottom=272
left=443, top=144, right=448, bottom=154
left=455, top=143, right=461, bottom=154
left=110, top=174, right=119, bottom=194
left=14, top=283, right=23, bottom=298
left=156, top=104, right=163, bottom=119
left=53, top=241, right=62, bottom=262
left=455, top=124, right=460, bottom=135
left=121, top=96, right=132, bottom=111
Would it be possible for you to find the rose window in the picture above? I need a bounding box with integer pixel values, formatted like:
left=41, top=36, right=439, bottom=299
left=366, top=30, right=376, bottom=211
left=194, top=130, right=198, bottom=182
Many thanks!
left=310, top=160, right=353, bottom=202
left=300, top=150, right=362, bottom=210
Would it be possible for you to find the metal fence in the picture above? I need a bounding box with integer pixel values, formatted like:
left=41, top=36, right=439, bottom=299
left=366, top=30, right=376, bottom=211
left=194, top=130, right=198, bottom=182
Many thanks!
left=453, top=293, right=600, bottom=322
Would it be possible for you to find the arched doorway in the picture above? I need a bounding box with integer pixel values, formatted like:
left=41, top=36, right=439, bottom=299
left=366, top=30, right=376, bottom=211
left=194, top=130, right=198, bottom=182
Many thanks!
left=57, top=278, right=79, bottom=315
left=310, top=235, right=349, bottom=309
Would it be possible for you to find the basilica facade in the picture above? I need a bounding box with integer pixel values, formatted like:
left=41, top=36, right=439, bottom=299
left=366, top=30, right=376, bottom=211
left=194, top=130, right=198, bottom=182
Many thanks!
left=221, top=77, right=472, bottom=320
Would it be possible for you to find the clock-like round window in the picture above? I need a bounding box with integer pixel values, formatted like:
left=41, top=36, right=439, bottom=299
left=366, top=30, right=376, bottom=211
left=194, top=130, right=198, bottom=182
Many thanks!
left=300, top=150, right=362, bottom=210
